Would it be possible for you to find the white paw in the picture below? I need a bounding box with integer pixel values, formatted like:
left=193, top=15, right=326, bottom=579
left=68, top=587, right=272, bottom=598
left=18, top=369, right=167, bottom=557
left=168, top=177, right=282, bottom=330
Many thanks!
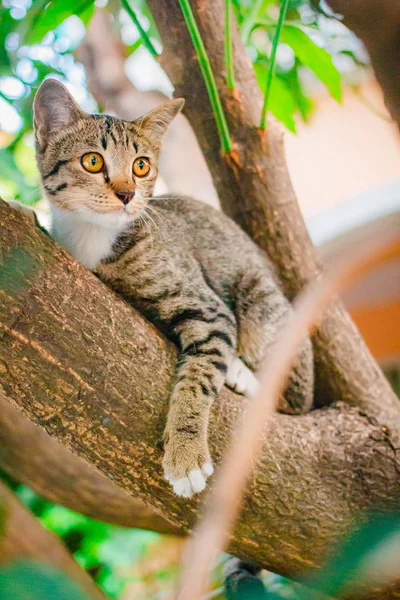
left=165, top=463, right=214, bottom=498
left=226, top=357, right=259, bottom=398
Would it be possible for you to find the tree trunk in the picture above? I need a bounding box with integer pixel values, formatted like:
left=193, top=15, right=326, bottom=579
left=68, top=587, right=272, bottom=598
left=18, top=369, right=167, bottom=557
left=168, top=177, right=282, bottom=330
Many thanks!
left=145, top=0, right=399, bottom=428
left=1, top=202, right=400, bottom=598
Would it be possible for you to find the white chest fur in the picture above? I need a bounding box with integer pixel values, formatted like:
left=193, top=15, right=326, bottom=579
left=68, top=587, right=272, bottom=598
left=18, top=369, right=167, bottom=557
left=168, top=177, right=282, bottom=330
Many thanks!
left=50, top=207, right=123, bottom=270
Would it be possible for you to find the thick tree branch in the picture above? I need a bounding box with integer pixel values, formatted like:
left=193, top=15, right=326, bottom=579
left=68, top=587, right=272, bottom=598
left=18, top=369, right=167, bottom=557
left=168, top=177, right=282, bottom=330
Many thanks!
left=145, top=0, right=399, bottom=427
left=1, top=202, right=400, bottom=598
left=0, top=391, right=181, bottom=536
left=0, top=480, right=105, bottom=599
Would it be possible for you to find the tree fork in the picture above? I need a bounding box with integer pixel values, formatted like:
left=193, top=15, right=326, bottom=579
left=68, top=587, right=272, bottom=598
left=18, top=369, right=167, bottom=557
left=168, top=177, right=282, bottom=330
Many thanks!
left=1, top=203, right=400, bottom=598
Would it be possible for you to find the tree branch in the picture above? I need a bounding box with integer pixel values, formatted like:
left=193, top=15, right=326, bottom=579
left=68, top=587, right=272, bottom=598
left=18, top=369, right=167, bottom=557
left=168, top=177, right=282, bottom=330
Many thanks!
left=145, top=0, right=399, bottom=427
left=0, top=390, right=181, bottom=536
left=0, top=480, right=106, bottom=599
left=1, top=202, right=400, bottom=598
left=324, top=0, right=400, bottom=128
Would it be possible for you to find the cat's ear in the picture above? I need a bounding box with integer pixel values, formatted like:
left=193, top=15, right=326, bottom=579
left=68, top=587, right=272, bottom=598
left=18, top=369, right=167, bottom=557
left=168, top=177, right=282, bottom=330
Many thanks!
left=33, top=79, right=85, bottom=147
left=137, top=98, right=185, bottom=140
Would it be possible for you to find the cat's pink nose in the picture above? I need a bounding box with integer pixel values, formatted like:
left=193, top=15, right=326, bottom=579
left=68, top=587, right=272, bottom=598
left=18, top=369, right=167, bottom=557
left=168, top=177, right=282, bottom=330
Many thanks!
left=115, top=190, right=135, bottom=205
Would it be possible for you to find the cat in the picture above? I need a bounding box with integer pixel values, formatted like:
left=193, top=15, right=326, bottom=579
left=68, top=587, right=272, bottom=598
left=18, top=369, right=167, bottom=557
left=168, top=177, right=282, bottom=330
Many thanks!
left=11, top=79, right=314, bottom=498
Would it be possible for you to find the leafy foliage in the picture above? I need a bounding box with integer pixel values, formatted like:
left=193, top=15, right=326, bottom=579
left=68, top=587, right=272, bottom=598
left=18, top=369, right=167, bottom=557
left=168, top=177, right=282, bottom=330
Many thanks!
left=17, top=0, right=95, bottom=45
left=0, top=0, right=366, bottom=202
left=280, top=24, right=341, bottom=101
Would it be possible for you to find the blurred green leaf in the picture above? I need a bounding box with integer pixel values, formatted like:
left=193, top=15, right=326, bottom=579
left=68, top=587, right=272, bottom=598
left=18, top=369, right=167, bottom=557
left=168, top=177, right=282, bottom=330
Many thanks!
left=278, top=65, right=313, bottom=121
left=21, top=0, right=95, bottom=45
left=254, top=62, right=297, bottom=131
left=280, top=24, right=342, bottom=101
left=0, top=561, right=91, bottom=600
left=0, top=10, right=13, bottom=75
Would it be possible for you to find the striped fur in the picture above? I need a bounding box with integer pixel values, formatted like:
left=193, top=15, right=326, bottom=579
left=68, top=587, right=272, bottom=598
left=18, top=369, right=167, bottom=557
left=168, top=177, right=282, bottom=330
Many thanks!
left=30, top=79, right=314, bottom=498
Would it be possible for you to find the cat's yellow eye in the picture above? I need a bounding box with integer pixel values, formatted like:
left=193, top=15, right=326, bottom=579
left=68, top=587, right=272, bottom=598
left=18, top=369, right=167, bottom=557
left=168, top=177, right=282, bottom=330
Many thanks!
left=133, top=157, right=150, bottom=177
left=81, top=152, right=104, bottom=173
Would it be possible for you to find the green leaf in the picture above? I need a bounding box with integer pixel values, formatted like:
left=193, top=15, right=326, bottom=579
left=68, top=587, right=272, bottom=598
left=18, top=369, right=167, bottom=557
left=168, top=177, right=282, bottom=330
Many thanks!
left=280, top=24, right=342, bottom=102
left=21, top=0, right=94, bottom=45
left=0, top=9, right=13, bottom=75
left=254, top=62, right=297, bottom=132
left=0, top=561, right=91, bottom=600
left=280, top=65, right=314, bottom=121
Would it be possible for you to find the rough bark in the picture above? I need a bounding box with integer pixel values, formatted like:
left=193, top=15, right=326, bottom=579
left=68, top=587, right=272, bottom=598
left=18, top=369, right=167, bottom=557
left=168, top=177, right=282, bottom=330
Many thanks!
left=324, top=0, right=400, bottom=128
left=0, top=480, right=106, bottom=599
left=145, top=0, right=399, bottom=428
left=76, top=10, right=218, bottom=206
left=0, top=390, right=181, bottom=536
left=1, top=203, right=400, bottom=598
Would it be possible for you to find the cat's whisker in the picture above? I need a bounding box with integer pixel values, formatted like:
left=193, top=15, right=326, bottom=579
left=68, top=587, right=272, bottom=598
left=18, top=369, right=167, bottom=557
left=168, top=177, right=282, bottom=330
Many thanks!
left=138, top=211, right=155, bottom=247
left=144, top=205, right=163, bottom=223
left=145, top=196, right=178, bottom=201
left=141, top=209, right=161, bottom=243
left=143, top=204, right=162, bottom=228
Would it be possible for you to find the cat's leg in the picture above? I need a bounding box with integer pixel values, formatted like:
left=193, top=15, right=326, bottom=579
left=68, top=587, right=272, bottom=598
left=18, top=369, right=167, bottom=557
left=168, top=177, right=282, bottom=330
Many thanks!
left=162, top=295, right=237, bottom=498
left=233, top=269, right=314, bottom=414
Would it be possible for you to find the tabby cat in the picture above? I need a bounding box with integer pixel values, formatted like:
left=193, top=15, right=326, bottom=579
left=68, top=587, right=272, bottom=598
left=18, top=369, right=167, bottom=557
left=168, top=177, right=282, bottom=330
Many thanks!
left=12, top=79, right=314, bottom=498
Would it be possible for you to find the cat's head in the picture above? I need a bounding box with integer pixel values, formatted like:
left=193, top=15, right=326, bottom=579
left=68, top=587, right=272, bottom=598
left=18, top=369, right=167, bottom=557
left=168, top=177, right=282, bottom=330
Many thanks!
left=34, top=79, right=184, bottom=227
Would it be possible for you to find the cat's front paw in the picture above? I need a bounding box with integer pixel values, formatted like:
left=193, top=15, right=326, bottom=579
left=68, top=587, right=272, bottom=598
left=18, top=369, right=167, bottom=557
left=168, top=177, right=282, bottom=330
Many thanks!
left=226, top=357, right=259, bottom=397
left=162, top=431, right=213, bottom=498
left=8, top=200, right=37, bottom=225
